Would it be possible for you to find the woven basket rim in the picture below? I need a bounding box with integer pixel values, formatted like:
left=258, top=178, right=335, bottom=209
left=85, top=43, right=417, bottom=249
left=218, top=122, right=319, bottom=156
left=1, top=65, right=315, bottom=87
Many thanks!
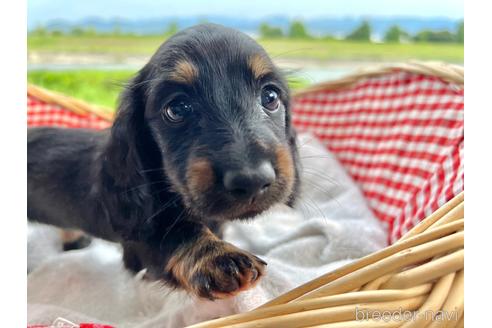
left=292, top=60, right=464, bottom=98
left=188, top=192, right=464, bottom=328
left=27, top=83, right=114, bottom=122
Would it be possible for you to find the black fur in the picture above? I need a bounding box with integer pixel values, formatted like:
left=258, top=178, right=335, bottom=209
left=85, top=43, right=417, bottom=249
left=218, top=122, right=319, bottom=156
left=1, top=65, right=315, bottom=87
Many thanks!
left=27, top=24, right=300, bottom=298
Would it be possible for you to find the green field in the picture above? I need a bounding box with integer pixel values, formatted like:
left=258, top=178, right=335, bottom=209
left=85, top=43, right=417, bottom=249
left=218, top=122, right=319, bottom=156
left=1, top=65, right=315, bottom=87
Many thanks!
left=28, top=35, right=464, bottom=62
left=27, top=34, right=463, bottom=108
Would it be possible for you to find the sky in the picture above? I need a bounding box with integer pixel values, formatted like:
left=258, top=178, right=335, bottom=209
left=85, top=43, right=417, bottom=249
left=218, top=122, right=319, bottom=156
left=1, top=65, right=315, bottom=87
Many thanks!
left=28, top=0, right=463, bottom=27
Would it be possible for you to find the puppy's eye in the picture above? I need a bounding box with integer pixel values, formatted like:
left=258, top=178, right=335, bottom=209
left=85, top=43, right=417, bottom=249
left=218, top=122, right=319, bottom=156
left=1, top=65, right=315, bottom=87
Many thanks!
left=163, top=99, right=193, bottom=123
left=261, top=87, right=280, bottom=112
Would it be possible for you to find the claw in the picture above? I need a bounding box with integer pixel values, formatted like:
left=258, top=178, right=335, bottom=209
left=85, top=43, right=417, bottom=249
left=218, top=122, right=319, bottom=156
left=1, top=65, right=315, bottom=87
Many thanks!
left=250, top=268, right=258, bottom=281
left=254, top=255, right=268, bottom=266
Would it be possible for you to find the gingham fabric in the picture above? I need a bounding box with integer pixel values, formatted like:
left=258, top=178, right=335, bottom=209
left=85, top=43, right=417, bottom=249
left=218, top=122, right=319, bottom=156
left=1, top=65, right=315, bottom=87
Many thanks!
left=27, top=95, right=112, bottom=130
left=27, top=71, right=464, bottom=244
left=28, top=324, right=113, bottom=328
left=291, top=71, right=464, bottom=243
left=27, top=96, right=113, bottom=328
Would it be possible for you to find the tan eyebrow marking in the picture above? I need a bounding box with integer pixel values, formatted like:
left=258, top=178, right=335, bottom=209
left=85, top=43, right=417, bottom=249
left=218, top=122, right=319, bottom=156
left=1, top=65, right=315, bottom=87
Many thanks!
left=248, top=54, right=273, bottom=80
left=168, top=60, right=199, bottom=84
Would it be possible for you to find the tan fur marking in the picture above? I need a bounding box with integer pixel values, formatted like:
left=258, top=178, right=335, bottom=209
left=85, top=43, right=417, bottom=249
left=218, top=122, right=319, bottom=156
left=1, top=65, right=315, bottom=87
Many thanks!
left=169, top=60, right=198, bottom=84
left=165, top=229, right=265, bottom=298
left=186, top=158, right=215, bottom=195
left=248, top=54, right=273, bottom=80
left=276, top=145, right=295, bottom=192
left=165, top=229, right=219, bottom=291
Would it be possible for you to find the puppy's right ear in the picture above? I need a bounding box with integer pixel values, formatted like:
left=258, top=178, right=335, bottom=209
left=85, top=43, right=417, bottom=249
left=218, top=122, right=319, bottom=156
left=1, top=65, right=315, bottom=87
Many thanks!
left=101, top=68, right=161, bottom=240
left=104, top=67, right=153, bottom=187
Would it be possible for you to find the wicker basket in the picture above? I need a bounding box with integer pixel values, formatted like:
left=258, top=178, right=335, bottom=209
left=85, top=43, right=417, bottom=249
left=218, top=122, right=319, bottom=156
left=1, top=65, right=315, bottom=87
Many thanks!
left=27, top=61, right=464, bottom=328
left=189, top=191, right=464, bottom=328
left=27, top=83, right=114, bottom=122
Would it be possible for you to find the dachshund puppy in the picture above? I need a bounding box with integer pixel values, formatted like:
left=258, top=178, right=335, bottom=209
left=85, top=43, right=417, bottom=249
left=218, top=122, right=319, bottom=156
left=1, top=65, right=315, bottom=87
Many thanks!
left=28, top=24, right=300, bottom=299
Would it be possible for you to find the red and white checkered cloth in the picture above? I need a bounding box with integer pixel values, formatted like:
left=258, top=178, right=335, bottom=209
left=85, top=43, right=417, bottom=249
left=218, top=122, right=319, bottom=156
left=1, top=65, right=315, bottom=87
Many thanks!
left=27, top=71, right=464, bottom=244
left=28, top=324, right=113, bottom=328
left=27, top=96, right=111, bottom=130
left=292, top=71, right=464, bottom=243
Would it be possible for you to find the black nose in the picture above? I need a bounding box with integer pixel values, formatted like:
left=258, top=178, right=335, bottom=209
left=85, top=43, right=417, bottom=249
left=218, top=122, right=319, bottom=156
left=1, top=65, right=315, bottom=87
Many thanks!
left=223, top=161, right=276, bottom=201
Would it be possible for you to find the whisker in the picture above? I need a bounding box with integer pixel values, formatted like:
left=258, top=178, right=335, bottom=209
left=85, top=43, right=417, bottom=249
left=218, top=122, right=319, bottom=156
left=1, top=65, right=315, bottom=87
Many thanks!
left=143, top=195, right=180, bottom=226
left=296, top=136, right=319, bottom=148
left=159, top=208, right=187, bottom=249
left=270, top=47, right=320, bottom=60
left=301, top=169, right=341, bottom=187
left=121, top=179, right=169, bottom=194
left=301, top=178, right=344, bottom=211
left=300, top=155, right=335, bottom=160
left=302, top=178, right=336, bottom=198
left=138, top=167, right=166, bottom=174
left=296, top=194, right=327, bottom=220
left=129, top=77, right=163, bottom=89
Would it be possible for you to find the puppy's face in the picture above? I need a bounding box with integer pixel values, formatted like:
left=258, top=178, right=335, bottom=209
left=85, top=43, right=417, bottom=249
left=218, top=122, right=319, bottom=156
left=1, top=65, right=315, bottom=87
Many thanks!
left=142, top=24, right=297, bottom=221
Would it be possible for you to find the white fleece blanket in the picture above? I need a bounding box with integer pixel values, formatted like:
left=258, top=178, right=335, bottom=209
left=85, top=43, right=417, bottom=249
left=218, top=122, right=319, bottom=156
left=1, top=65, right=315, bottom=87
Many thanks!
left=27, top=133, right=387, bottom=327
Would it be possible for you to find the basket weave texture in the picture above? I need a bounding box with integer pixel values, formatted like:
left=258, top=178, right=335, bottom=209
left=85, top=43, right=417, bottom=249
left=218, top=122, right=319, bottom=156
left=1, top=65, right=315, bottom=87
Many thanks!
left=189, top=192, right=464, bottom=328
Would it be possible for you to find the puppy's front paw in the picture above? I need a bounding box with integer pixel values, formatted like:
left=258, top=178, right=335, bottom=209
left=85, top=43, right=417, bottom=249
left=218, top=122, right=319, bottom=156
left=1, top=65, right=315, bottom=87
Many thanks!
left=194, top=247, right=267, bottom=299
left=168, top=241, right=267, bottom=300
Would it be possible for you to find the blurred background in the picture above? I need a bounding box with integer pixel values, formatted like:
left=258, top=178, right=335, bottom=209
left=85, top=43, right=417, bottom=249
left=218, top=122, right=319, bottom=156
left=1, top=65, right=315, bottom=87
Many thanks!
left=27, top=0, right=464, bottom=110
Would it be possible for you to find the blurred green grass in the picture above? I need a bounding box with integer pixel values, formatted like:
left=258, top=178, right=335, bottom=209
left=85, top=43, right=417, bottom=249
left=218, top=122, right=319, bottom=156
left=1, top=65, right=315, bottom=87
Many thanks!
left=28, top=70, right=134, bottom=108
left=261, top=39, right=463, bottom=62
left=28, top=35, right=162, bottom=55
left=28, top=35, right=464, bottom=62
left=27, top=70, right=310, bottom=109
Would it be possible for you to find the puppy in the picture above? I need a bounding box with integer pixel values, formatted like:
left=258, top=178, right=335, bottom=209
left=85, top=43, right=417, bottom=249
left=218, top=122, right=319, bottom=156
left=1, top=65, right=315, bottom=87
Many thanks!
left=27, top=24, right=300, bottom=299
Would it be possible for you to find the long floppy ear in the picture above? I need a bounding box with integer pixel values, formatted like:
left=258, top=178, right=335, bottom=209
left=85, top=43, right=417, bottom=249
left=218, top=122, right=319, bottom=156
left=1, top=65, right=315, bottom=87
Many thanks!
left=104, top=68, right=155, bottom=186
left=105, top=90, right=143, bottom=185
left=102, top=68, right=162, bottom=240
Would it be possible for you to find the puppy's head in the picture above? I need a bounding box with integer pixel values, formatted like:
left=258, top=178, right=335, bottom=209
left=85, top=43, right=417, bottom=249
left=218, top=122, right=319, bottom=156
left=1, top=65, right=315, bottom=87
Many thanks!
left=112, top=24, right=298, bottom=221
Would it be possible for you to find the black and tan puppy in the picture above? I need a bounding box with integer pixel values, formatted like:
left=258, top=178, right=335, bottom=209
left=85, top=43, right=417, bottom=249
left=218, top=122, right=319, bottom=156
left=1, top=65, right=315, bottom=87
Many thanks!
left=28, top=24, right=300, bottom=299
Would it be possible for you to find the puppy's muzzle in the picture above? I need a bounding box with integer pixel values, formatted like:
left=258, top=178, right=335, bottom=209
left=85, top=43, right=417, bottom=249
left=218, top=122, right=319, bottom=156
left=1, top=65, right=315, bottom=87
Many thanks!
left=223, top=161, right=276, bottom=203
